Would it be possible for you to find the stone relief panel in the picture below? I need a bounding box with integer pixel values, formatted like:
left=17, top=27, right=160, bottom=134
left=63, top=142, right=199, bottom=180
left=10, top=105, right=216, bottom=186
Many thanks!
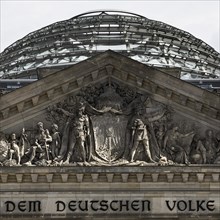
left=0, top=83, right=220, bottom=166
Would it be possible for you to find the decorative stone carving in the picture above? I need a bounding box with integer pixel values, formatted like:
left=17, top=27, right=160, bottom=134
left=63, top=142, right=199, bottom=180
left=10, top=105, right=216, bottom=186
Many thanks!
left=214, top=132, right=220, bottom=164
left=0, top=83, right=219, bottom=166
left=190, top=134, right=207, bottom=164
left=9, top=133, right=21, bottom=165
left=0, top=132, right=9, bottom=166
left=204, top=130, right=218, bottom=164
left=50, top=124, right=61, bottom=160
left=163, top=126, right=194, bottom=164
left=130, top=119, right=155, bottom=163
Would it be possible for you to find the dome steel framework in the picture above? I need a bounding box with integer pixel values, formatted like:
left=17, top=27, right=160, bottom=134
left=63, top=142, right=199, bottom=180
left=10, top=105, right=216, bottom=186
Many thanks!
left=0, top=10, right=220, bottom=79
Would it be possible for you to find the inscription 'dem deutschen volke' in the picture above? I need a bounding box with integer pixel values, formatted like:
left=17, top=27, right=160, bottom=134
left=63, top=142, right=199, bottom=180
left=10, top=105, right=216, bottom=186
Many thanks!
left=2, top=199, right=215, bottom=214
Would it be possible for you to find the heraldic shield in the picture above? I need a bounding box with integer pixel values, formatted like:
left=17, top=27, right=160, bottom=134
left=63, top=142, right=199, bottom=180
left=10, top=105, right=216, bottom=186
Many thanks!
left=91, top=113, right=128, bottom=162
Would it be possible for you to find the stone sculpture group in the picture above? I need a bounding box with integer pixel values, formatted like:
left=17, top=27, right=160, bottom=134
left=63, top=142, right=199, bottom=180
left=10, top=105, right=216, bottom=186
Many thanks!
left=0, top=84, right=220, bottom=166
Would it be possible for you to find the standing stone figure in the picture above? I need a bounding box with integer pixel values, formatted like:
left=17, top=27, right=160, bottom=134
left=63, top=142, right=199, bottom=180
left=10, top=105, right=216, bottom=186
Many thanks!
left=74, top=107, right=90, bottom=162
left=58, top=102, right=91, bottom=164
left=9, top=133, right=21, bottom=165
left=155, top=124, right=165, bottom=150
left=50, top=123, right=61, bottom=160
left=130, top=119, right=155, bottom=163
left=19, top=128, right=30, bottom=158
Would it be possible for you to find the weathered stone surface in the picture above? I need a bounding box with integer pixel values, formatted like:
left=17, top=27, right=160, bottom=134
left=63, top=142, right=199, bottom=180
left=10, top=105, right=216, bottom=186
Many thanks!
left=0, top=51, right=219, bottom=220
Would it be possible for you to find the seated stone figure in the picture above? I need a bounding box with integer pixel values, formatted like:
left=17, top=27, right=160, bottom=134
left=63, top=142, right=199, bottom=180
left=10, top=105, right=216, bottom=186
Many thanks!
left=163, top=126, right=194, bottom=164
left=20, top=123, right=52, bottom=166
left=19, top=128, right=37, bottom=165
left=189, top=134, right=206, bottom=164
left=34, top=122, right=52, bottom=162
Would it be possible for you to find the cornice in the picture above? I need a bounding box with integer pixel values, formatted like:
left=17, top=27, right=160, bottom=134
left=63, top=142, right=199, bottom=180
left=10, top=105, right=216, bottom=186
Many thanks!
left=0, top=166, right=219, bottom=185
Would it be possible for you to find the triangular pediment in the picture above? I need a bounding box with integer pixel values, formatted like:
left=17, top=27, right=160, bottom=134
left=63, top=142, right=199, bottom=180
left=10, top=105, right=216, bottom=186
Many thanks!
left=1, top=50, right=219, bottom=132
left=1, top=50, right=220, bottom=167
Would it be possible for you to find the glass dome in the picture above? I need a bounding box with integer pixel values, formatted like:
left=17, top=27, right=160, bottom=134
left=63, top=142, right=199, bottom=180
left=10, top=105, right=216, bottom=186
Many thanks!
left=0, top=10, right=220, bottom=80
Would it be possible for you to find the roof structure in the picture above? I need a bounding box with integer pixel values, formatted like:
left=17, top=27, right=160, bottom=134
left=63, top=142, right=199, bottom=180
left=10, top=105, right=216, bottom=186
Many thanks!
left=0, top=10, right=220, bottom=80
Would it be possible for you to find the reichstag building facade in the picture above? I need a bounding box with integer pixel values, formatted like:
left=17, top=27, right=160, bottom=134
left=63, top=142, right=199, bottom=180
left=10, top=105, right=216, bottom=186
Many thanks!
left=0, top=11, right=220, bottom=220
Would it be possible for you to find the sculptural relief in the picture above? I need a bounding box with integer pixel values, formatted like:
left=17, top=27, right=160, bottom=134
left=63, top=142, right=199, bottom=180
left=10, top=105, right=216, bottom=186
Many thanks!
left=0, top=83, right=219, bottom=166
left=91, top=113, right=127, bottom=162
left=0, top=132, right=9, bottom=166
left=214, top=132, right=220, bottom=164
left=9, top=133, right=21, bottom=165
left=163, top=126, right=194, bottom=164
left=50, top=124, right=61, bottom=160
left=130, top=119, right=155, bottom=163
left=190, top=134, right=207, bottom=164
left=204, top=130, right=218, bottom=164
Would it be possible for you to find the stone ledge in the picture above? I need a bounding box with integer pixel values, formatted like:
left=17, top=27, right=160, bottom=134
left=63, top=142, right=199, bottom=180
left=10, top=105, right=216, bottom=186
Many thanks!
left=0, top=213, right=219, bottom=220
left=0, top=166, right=219, bottom=184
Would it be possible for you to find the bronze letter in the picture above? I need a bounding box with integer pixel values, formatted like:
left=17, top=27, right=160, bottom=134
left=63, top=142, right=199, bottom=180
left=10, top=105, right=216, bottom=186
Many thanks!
left=90, top=200, right=99, bottom=211
left=119, top=200, right=129, bottom=211
left=131, top=200, right=140, bottom=211
left=56, top=201, right=66, bottom=212
left=141, top=200, right=151, bottom=212
left=166, top=200, right=176, bottom=211
left=110, top=200, right=119, bottom=211
left=78, top=201, right=88, bottom=211
left=206, top=200, right=215, bottom=211
left=5, top=201, right=15, bottom=212
left=100, top=200, right=108, bottom=211
left=196, top=200, right=206, bottom=211
left=177, top=200, right=187, bottom=211
left=18, top=201, right=26, bottom=212
left=28, top=201, right=41, bottom=212
left=68, top=201, right=77, bottom=212
left=188, top=200, right=196, bottom=211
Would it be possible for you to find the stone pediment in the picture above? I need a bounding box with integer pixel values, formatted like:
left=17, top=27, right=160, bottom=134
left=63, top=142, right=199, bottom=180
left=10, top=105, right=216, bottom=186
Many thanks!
left=0, top=50, right=219, bottom=130
left=0, top=50, right=220, bottom=166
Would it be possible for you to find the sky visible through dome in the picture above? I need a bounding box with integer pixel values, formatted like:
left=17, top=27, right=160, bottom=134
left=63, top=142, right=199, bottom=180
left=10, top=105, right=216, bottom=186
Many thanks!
left=0, top=0, right=219, bottom=53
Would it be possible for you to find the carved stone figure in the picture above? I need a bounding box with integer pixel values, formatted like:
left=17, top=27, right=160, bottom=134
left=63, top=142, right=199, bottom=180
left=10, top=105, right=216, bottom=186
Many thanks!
left=204, top=130, right=217, bottom=164
left=214, top=132, right=220, bottom=164
left=155, top=124, right=165, bottom=150
left=189, top=134, right=206, bottom=164
left=73, top=105, right=90, bottom=163
left=50, top=124, right=61, bottom=160
left=0, top=132, right=9, bottom=165
left=34, top=122, right=52, bottom=162
left=9, top=133, right=21, bottom=165
left=57, top=102, right=91, bottom=164
left=163, top=126, right=194, bottom=164
left=130, top=119, right=155, bottom=163
left=19, top=128, right=37, bottom=166
left=19, top=128, right=29, bottom=158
